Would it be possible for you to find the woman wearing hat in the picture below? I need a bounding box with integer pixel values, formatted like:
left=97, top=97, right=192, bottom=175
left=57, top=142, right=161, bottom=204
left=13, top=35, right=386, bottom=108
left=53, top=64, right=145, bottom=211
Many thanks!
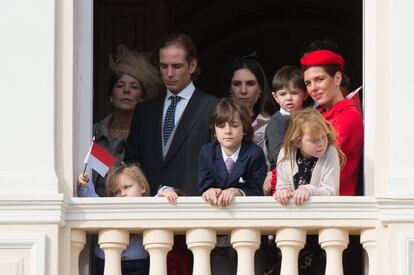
left=92, top=45, right=163, bottom=196
left=300, top=50, right=363, bottom=196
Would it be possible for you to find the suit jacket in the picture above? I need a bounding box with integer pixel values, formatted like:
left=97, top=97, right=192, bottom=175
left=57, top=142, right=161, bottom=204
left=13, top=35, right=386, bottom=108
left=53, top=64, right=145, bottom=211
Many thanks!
left=125, top=88, right=218, bottom=196
left=265, top=111, right=289, bottom=170
left=198, top=141, right=266, bottom=196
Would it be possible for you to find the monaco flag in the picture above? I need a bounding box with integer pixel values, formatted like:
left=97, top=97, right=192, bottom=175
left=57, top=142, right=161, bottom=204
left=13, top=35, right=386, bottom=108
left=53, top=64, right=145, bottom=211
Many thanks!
left=83, top=142, right=117, bottom=177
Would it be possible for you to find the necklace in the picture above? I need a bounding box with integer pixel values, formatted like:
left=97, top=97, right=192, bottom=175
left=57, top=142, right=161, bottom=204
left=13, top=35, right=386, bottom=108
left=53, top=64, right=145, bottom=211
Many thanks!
left=112, top=127, right=130, bottom=135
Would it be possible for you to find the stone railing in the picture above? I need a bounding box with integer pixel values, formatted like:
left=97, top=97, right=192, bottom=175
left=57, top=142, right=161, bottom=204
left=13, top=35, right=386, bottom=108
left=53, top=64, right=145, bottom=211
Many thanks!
left=66, top=196, right=379, bottom=275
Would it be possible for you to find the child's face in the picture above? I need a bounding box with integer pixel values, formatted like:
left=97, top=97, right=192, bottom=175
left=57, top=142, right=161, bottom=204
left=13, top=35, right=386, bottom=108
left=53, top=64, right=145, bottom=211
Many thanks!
left=215, top=113, right=244, bottom=156
left=272, top=85, right=307, bottom=113
left=299, top=130, right=328, bottom=159
left=113, top=174, right=146, bottom=197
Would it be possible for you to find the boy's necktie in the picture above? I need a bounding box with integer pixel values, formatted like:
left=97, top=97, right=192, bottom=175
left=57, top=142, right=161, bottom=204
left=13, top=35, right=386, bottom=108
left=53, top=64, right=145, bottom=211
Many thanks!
left=225, top=158, right=235, bottom=174
left=163, top=95, right=182, bottom=145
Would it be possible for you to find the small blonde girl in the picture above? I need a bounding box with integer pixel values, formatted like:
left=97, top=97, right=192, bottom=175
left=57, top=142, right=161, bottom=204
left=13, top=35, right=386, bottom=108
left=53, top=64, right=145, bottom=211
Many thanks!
left=274, top=108, right=345, bottom=206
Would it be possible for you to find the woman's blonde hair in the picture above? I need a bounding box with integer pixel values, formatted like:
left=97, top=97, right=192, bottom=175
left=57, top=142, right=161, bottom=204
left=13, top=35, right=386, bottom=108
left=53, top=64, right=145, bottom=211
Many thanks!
left=281, top=108, right=346, bottom=168
left=105, top=163, right=150, bottom=197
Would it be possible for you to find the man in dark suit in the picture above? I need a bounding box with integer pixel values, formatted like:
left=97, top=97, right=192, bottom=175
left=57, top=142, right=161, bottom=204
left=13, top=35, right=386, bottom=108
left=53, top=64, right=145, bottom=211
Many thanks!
left=125, top=33, right=218, bottom=196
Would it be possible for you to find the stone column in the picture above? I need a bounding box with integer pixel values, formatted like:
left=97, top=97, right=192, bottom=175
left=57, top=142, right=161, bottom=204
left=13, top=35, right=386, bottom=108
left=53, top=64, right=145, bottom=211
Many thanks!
left=276, top=228, right=306, bottom=275
left=361, top=228, right=377, bottom=275
left=231, top=228, right=260, bottom=275
left=98, top=229, right=129, bottom=275
left=143, top=229, right=174, bottom=275
left=186, top=228, right=216, bottom=275
left=319, top=228, right=349, bottom=275
left=70, top=229, right=86, bottom=275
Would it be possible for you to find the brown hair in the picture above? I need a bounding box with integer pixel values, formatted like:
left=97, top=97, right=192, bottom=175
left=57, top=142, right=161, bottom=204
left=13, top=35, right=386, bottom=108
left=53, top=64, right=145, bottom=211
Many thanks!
left=272, top=65, right=306, bottom=92
left=106, top=163, right=150, bottom=197
left=209, top=98, right=253, bottom=142
left=156, top=33, right=200, bottom=80
left=227, top=57, right=276, bottom=116
left=280, top=108, right=346, bottom=168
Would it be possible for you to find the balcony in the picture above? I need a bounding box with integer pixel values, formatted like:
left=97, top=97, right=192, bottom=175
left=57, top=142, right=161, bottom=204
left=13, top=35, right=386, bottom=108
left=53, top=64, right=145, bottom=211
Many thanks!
left=66, top=196, right=379, bottom=275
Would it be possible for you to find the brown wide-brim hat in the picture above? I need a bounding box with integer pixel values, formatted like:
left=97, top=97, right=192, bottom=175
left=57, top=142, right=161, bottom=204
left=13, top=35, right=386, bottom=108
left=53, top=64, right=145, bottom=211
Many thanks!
left=109, top=45, right=163, bottom=100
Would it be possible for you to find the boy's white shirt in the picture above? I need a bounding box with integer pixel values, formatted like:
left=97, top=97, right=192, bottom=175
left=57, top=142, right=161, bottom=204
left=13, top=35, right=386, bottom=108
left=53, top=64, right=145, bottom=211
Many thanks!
left=279, top=107, right=290, bottom=116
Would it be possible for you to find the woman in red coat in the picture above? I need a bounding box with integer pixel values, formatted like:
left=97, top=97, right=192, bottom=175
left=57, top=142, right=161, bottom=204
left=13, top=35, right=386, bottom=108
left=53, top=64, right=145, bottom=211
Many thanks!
left=300, top=50, right=363, bottom=196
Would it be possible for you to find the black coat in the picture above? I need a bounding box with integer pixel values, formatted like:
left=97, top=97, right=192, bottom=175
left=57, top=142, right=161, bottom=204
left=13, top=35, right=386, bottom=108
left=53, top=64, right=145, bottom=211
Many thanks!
left=125, top=88, right=218, bottom=196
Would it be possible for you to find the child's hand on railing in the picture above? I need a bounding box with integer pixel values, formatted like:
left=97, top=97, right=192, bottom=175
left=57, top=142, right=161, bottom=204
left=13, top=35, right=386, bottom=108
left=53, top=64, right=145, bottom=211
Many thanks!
left=291, top=186, right=311, bottom=206
left=273, top=188, right=292, bottom=206
left=202, top=188, right=222, bottom=206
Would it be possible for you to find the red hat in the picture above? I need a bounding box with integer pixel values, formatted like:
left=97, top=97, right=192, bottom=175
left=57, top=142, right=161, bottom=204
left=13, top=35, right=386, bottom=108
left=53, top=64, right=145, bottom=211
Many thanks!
left=300, top=50, right=345, bottom=70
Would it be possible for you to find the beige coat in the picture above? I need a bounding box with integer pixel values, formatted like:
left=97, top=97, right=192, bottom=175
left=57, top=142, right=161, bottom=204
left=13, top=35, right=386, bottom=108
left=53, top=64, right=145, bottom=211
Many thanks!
left=276, top=145, right=340, bottom=196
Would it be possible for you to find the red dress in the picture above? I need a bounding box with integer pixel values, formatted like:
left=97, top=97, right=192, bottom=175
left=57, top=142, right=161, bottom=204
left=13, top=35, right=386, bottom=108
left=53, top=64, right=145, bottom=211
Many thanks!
left=319, top=99, right=363, bottom=195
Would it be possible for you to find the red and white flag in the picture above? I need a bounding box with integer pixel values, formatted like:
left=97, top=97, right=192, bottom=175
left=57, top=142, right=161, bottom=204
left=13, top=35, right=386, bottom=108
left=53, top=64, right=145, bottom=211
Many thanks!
left=83, top=142, right=116, bottom=177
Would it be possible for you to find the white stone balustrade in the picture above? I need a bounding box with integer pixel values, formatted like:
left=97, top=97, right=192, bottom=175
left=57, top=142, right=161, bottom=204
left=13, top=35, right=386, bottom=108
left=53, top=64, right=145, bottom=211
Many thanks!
left=70, top=229, right=86, bottom=275
left=66, top=197, right=379, bottom=275
left=186, top=228, right=216, bottom=275
left=319, top=228, right=349, bottom=275
left=98, top=229, right=129, bottom=275
left=361, top=228, right=377, bottom=275
left=276, top=228, right=306, bottom=275
left=143, top=229, right=174, bottom=275
left=231, top=228, right=260, bottom=275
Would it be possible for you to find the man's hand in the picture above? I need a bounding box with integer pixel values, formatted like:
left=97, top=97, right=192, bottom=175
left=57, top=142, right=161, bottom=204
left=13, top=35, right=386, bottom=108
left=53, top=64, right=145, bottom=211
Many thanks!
left=158, top=188, right=178, bottom=204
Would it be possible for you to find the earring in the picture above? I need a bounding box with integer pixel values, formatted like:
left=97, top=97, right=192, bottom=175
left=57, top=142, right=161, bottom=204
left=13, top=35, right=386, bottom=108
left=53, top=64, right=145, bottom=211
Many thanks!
left=110, top=97, right=113, bottom=103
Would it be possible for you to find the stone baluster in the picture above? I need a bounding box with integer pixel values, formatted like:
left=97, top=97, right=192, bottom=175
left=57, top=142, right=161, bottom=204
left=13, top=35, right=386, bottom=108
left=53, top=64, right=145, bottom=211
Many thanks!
left=70, top=229, right=86, bottom=275
left=98, top=229, right=129, bottom=275
left=186, top=228, right=216, bottom=275
left=231, top=228, right=260, bottom=275
left=143, top=229, right=174, bottom=275
left=361, top=228, right=377, bottom=275
left=276, top=228, right=306, bottom=275
left=319, top=228, right=349, bottom=275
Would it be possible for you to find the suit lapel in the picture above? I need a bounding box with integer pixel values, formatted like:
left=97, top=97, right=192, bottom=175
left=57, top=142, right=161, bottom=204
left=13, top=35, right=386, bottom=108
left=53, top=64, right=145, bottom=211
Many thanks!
left=164, top=89, right=208, bottom=165
left=152, top=96, right=165, bottom=164
left=212, top=144, right=227, bottom=183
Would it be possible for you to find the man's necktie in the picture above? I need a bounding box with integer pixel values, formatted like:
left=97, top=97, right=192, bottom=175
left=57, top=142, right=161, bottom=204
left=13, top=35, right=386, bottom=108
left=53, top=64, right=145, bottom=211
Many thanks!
left=225, top=157, right=235, bottom=174
left=163, top=95, right=181, bottom=145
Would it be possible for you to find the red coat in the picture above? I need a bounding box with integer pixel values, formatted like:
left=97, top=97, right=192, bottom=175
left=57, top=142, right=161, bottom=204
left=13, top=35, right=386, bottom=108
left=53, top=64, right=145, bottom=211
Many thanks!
left=319, top=99, right=363, bottom=195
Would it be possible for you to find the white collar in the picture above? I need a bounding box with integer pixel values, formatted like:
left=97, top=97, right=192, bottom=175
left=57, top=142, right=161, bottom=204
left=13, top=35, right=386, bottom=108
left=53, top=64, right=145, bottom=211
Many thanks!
left=279, top=108, right=290, bottom=116
left=166, top=82, right=195, bottom=100
left=221, top=145, right=241, bottom=163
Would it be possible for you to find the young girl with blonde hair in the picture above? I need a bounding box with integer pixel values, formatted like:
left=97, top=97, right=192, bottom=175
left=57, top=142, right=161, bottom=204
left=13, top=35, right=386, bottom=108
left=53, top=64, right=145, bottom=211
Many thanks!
left=274, top=108, right=345, bottom=206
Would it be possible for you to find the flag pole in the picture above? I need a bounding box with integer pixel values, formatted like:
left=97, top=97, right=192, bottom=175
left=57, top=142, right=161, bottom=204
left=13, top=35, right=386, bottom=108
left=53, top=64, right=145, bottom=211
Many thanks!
left=82, top=136, right=95, bottom=175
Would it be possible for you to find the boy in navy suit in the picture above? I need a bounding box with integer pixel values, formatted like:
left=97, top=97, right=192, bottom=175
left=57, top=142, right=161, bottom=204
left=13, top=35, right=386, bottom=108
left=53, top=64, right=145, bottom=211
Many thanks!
left=198, top=98, right=267, bottom=275
left=199, top=98, right=266, bottom=207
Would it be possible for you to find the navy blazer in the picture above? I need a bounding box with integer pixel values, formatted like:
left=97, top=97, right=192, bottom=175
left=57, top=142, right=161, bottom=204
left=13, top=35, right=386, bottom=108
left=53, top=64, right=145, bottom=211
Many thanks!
left=125, top=88, right=218, bottom=196
left=198, top=141, right=267, bottom=196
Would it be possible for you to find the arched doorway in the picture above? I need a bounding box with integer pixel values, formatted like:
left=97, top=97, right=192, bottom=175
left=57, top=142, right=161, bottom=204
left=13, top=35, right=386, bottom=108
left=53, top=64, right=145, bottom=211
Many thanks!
left=93, top=0, right=362, bottom=121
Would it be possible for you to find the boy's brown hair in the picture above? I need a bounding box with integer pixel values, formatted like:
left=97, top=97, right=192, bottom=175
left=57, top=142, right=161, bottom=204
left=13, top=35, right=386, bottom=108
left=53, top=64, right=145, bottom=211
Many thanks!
left=209, top=98, right=253, bottom=142
left=272, top=65, right=306, bottom=92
